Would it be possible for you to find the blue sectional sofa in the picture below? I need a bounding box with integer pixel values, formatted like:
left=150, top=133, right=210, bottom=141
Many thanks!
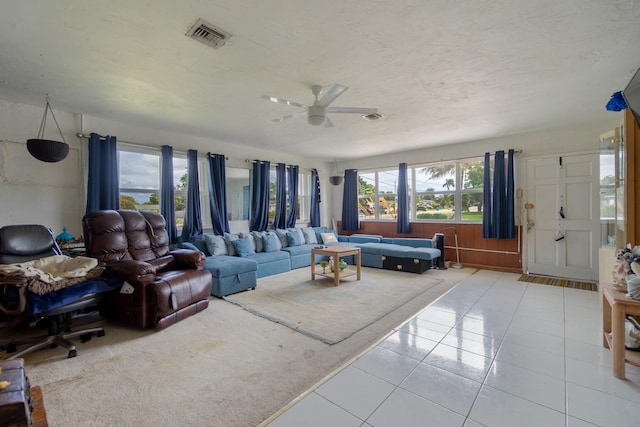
left=182, top=228, right=441, bottom=298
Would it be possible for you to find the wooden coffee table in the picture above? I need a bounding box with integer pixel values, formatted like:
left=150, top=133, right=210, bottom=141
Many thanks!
left=311, top=246, right=361, bottom=286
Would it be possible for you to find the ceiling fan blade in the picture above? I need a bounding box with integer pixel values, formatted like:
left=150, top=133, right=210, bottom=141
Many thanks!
left=324, top=117, right=334, bottom=128
left=260, top=95, right=307, bottom=110
left=271, top=111, right=307, bottom=123
left=317, top=84, right=348, bottom=107
left=327, top=107, right=378, bottom=114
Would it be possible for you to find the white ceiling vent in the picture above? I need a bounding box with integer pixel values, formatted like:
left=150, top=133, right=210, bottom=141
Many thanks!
left=362, top=112, right=384, bottom=121
left=186, top=19, right=232, bottom=49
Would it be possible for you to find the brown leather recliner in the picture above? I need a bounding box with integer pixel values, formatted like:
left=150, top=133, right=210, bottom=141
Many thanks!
left=82, top=210, right=212, bottom=330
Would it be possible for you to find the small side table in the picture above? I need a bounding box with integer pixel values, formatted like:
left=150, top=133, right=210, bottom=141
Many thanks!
left=602, top=283, right=640, bottom=378
left=311, top=246, right=361, bottom=286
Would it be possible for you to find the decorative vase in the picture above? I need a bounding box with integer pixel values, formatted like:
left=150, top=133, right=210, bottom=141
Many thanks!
left=339, top=260, right=347, bottom=272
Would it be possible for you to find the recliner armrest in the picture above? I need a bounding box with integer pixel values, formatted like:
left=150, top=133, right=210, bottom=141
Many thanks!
left=107, top=260, right=157, bottom=285
left=170, top=249, right=206, bottom=270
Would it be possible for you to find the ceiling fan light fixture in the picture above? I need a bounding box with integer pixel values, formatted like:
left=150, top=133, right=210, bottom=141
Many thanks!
left=307, top=105, right=325, bottom=126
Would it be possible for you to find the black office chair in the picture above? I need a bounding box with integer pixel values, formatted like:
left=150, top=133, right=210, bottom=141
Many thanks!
left=0, top=224, right=120, bottom=359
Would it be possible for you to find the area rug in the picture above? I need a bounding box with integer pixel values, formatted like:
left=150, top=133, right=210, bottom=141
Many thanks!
left=518, top=274, right=598, bottom=291
left=224, top=267, right=447, bottom=344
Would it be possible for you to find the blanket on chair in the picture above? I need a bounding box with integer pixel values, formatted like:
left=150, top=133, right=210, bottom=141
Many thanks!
left=0, top=255, right=104, bottom=295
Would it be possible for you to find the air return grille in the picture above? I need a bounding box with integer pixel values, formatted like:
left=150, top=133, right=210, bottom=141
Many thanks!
left=186, top=19, right=232, bottom=49
left=362, top=112, right=384, bottom=121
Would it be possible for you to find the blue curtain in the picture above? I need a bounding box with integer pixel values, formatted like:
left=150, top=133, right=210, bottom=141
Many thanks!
left=505, top=149, right=515, bottom=238
left=397, top=162, right=410, bottom=234
left=86, top=133, right=119, bottom=214
left=250, top=160, right=271, bottom=231
left=482, top=152, right=493, bottom=238
left=341, top=169, right=359, bottom=231
left=273, top=163, right=287, bottom=229
left=161, top=145, right=177, bottom=244
left=483, top=149, right=516, bottom=239
left=181, top=149, right=202, bottom=242
left=492, top=150, right=506, bottom=238
left=286, top=165, right=299, bottom=228
left=207, top=153, right=230, bottom=235
left=309, top=169, right=321, bottom=227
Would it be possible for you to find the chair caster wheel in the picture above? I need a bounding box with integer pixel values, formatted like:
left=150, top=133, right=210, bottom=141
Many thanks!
left=67, top=349, right=77, bottom=358
left=80, top=333, right=92, bottom=343
left=97, top=330, right=106, bottom=337
left=6, top=344, right=17, bottom=353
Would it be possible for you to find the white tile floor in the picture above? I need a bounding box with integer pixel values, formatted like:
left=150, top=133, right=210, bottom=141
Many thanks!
left=266, top=270, right=640, bottom=427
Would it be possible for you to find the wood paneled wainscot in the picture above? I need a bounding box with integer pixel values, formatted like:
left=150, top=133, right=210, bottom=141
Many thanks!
left=337, top=221, right=521, bottom=273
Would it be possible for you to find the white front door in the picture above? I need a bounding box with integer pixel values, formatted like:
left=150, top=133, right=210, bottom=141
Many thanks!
left=525, top=153, right=599, bottom=281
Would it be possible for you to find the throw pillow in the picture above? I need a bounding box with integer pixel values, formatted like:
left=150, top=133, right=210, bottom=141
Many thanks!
left=240, top=232, right=257, bottom=253
left=224, top=233, right=240, bottom=256
left=287, top=228, right=305, bottom=244
left=286, top=231, right=302, bottom=247
left=251, top=231, right=265, bottom=253
left=204, top=234, right=228, bottom=256
left=231, top=235, right=255, bottom=257
left=179, top=242, right=201, bottom=252
left=274, top=229, right=289, bottom=248
left=320, top=232, right=338, bottom=243
left=301, top=227, right=318, bottom=244
left=262, top=232, right=282, bottom=252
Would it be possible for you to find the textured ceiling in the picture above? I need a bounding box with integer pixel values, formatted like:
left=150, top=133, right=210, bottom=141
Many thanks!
left=0, top=0, right=639, bottom=160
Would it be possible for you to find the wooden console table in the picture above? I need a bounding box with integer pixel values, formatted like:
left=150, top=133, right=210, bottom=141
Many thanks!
left=602, top=283, right=640, bottom=378
left=311, top=246, right=361, bottom=286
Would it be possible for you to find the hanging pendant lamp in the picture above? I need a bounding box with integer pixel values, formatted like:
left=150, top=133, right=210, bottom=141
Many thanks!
left=329, top=159, right=343, bottom=185
left=26, top=95, right=69, bottom=163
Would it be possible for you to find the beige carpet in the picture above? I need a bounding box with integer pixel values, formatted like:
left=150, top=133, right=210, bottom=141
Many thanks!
left=225, top=267, right=445, bottom=344
left=19, top=266, right=475, bottom=427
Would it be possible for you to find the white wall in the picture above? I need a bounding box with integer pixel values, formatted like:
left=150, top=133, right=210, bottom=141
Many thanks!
left=0, top=99, right=334, bottom=238
left=329, top=116, right=624, bottom=220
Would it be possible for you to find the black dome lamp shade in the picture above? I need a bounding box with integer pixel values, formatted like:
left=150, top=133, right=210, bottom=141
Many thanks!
left=26, top=96, right=69, bottom=163
left=329, top=159, right=343, bottom=186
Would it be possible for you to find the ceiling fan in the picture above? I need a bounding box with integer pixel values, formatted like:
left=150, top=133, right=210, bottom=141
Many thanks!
left=261, top=84, right=378, bottom=127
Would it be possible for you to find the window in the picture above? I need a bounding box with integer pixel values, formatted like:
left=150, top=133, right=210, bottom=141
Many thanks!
left=267, top=166, right=310, bottom=225
left=358, top=158, right=486, bottom=222
left=226, top=167, right=250, bottom=222
left=119, top=148, right=160, bottom=212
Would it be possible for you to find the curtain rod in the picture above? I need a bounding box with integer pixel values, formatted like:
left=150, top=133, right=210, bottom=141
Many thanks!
left=77, top=132, right=228, bottom=159
left=363, top=149, right=523, bottom=171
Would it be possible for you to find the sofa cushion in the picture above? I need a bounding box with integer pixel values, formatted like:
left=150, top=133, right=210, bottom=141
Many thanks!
left=286, top=230, right=303, bottom=246
left=301, top=227, right=318, bottom=244
left=240, top=232, right=257, bottom=253
left=224, top=233, right=240, bottom=256
left=320, top=232, right=338, bottom=243
left=232, top=235, right=255, bottom=257
left=180, top=242, right=201, bottom=252
left=204, top=256, right=258, bottom=278
left=281, top=244, right=314, bottom=256
left=262, top=232, right=282, bottom=252
left=250, top=231, right=266, bottom=253
left=246, top=250, right=290, bottom=263
left=204, top=234, right=227, bottom=256
left=188, top=238, right=211, bottom=256
left=349, top=235, right=382, bottom=244
left=274, top=229, right=289, bottom=248
left=288, top=228, right=305, bottom=243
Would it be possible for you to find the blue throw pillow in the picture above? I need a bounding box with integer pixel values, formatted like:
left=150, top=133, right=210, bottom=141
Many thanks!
left=231, top=235, right=255, bottom=257
left=179, top=242, right=201, bottom=252
left=262, top=232, right=282, bottom=252
left=286, top=231, right=302, bottom=247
